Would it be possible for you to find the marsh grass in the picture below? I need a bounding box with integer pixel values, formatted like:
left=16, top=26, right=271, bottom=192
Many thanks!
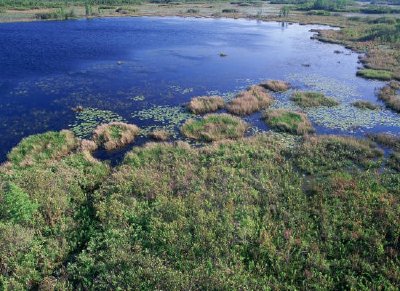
left=187, top=96, right=225, bottom=115
left=388, top=152, right=400, bottom=171
left=227, top=85, right=273, bottom=115
left=356, top=69, right=393, bottom=80
left=93, top=122, right=140, bottom=151
left=378, top=83, right=400, bottom=112
left=181, top=113, right=247, bottom=141
left=149, top=129, right=170, bottom=141
left=291, top=91, right=339, bottom=107
left=7, top=130, right=78, bottom=167
left=264, top=109, right=314, bottom=135
left=367, top=133, right=400, bottom=151
left=260, top=80, right=291, bottom=92
left=352, top=100, right=380, bottom=110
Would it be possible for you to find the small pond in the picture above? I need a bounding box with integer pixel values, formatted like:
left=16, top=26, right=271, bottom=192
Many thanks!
left=0, top=16, right=398, bottom=162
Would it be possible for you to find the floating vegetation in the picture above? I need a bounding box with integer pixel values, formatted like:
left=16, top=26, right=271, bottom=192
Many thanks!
left=130, top=95, right=145, bottom=101
left=70, top=108, right=125, bottom=139
left=352, top=100, right=380, bottom=110
left=168, top=85, right=194, bottom=95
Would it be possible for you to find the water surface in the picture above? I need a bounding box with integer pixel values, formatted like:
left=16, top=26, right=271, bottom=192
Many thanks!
left=0, top=17, right=398, bottom=162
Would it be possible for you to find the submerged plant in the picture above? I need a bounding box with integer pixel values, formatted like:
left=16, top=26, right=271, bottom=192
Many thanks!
left=181, top=114, right=247, bottom=141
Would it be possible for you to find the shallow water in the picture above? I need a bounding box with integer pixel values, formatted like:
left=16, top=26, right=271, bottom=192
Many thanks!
left=0, top=16, right=398, bottom=162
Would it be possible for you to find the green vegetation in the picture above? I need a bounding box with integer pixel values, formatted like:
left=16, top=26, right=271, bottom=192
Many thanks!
left=264, top=109, right=314, bottom=134
left=352, top=100, right=380, bottom=110
left=367, top=132, right=400, bottom=151
left=187, top=96, right=225, bottom=115
left=356, top=69, right=393, bottom=80
left=227, top=85, right=273, bottom=115
left=181, top=113, right=247, bottom=141
left=260, top=80, right=291, bottom=92
left=93, top=122, right=140, bottom=150
left=291, top=91, right=339, bottom=107
left=1, top=129, right=399, bottom=289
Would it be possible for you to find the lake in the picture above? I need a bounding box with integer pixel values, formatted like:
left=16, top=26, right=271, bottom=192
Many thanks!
left=0, top=16, right=398, bottom=162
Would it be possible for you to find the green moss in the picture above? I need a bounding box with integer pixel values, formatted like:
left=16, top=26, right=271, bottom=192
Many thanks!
left=356, top=69, right=393, bottom=80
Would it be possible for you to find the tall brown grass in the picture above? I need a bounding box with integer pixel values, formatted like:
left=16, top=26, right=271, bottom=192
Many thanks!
left=378, top=82, right=400, bottom=112
left=260, top=80, right=291, bottom=92
left=227, top=85, right=273, bottom=115
left=93, top=122, right=140, bottom=150
left=187, top=96, right=225, bottom=114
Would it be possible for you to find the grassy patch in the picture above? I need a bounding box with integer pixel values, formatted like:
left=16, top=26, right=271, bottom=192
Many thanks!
left=388, top=151, right=400, bottom=171
left=291, top=91, right=339, bottom=107
left=187, top=96, right=225, bottom=115
left=356, top=69, right=393, bottom=81
left=181, top=114, right=247, bottom=141
left=93, top=122, right=140, bottom=150
left=7, top=130, right=78, bottom=167
left=227, top=85, right=273, bottom=115
left=352, top=100, right=380, bottom=110
left=260, top=80, right=291, bottom=92
left=378, top=83, right=400, bottom=112
left=367, top=133, right=400, bottom=151
left=263, top=109, right=314, bottom=135
left=149, top=129, right=170, bottom=141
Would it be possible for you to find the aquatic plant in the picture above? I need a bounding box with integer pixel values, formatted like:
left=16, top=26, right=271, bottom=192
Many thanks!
left=93, top=122, right=140, bottom=151
left=187, top=96, right=225, bottom=115
left=352, top=100, right=379, bottom=110
left=263, top=109, right=314, bottom=135
left=7, top=130, right=78, bottom=167
left=260, top=80, right=291, bottom=92
left=70, top=108, right=125, bottom=139
left=356, top=69, right=393, bottom=80
left=291, top=91, right=339, bottom=107
left=181, top=114, right=247, bottom=141
left=149, top=129, right=170, bottom=141
left=130, top=95, right=145, bottom=101
left=227, top=85, right=273, bottom=115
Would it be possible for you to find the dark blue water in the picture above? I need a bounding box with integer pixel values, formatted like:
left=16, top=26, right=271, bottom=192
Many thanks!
left=0, top=17, right=398, bottom=162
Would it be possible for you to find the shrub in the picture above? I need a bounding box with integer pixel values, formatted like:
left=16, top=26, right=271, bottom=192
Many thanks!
left=187, top=96, right=225, bottom=114
left=7, top=130, right=78, bottom=167
left=93, top=122, right=140, bottom=151
left=227, top=85, right=273, bottom=115
left=352, top=100, right=379, bottom=110
left=291, top=91, right=339, bottom=107
left=263, top=109, right=314, bottom=135
left=181, top=114, right=247, bottom=141
left=356, top=69, right=393, bottom=80
left=260, top=80, right=291, bottom=92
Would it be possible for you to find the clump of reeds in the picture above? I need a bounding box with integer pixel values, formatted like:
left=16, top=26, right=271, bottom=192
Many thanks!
left=93, top=122, right=140, bottom=151
left=378, top=82, right=400, bottom=112
left=291, top=91, right=339, bottom=107
left=181, top=113, right=247, bottom=141
left=149, top=129, right=170, bottom=141
left=260, top=80, right=291, bottom=92
left=367, top=132, right=400, bottom=151
left=352, top=100, right=380, bottom=110
left=187, top=96, right=225, bottom=115
left=227, top=85, right=273, bottom=115
left=263, top=109, right=314, bottom=135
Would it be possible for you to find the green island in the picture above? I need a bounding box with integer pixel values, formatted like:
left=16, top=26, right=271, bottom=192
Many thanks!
left=1, top=0, right=400, bottom=289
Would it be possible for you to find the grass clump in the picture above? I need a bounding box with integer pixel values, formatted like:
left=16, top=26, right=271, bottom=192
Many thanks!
left=93, top=122, right=140, bottom=151
left=291, top=91, right=339, bottom=107
left=388, top=152, right=400, bottom=171
left=181, top=114, right=247, bottom=141
left=352, top=100, right=380, bottom=110
left=149, top=129, right=170, bottom=141
left=7, top=130, right=78, bottom=167
left=227, top=85, right=273, bottom=115
left=378, top=83, right=400, bottom=112
left=356, top=69, right=393, bottom=80
left=263, top=109, right=314, bottom=135
left=367, top=133, right=400, bottom=151
left=187, top=96, right=225, bottom=115
left=260, top=80, right=291, bottom=92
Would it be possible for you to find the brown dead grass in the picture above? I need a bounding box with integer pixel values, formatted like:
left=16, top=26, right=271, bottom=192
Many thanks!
left=93, top=122, right=140, bottom=151
left=187, top=96, right=225, bottom=114
left=260, top=80, right=291, bottom=92
left=227, top=85, right=273, bottom=115
left=378, top=83, right=400, bottom=113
